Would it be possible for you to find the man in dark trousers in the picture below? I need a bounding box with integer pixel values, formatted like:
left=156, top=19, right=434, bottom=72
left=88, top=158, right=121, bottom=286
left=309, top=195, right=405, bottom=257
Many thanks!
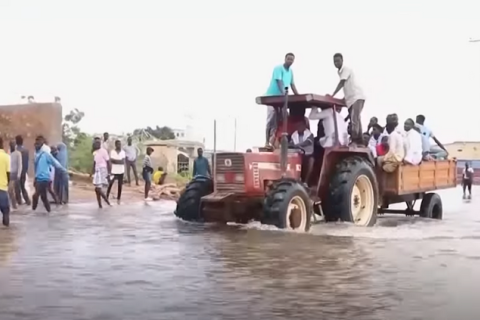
left=32, top=136, right=68, bottom=213
left=15, top=135, right=31, bottom=205
left=0, top=137, right=11, bottom=226
left=123, top=136, right=139, bottom=186
left=462, top=162, right=474, bottom=199
left=329, top=53, right=366, bottom=145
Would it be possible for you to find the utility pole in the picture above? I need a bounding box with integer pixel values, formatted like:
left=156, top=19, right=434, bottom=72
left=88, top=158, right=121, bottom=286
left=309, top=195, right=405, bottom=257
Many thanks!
left=233, top=118, right=237, bottom=151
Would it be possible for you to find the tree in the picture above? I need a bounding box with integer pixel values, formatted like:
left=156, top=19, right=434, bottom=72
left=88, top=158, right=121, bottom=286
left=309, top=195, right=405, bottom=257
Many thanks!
left=132, top=125, right=175, bottom=140
left=62, top=108, right=93, bottom=173
left=62, top=108, right=86, bottom=147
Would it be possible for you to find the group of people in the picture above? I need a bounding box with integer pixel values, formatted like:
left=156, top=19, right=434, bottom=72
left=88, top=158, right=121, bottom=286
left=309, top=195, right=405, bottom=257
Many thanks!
left=91, top=133, right=157, bottom=208
left=0, top=134, right=71, bottom=227
left=364, top=113, right=449, bottom=172
left=263, top=52, right=465, bottom=189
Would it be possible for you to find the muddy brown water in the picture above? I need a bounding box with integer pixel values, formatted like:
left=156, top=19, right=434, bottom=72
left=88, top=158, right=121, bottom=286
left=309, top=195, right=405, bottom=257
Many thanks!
left=0, top=187, right=479, bottom=320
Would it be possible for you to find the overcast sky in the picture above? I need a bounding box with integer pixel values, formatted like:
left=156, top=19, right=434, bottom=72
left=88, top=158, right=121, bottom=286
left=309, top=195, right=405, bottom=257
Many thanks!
left=0, top=0, right=479, bottom=151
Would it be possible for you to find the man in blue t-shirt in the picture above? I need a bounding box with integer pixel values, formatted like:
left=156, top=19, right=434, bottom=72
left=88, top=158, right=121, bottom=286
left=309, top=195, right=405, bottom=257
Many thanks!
left=264, top=52, right=300, bottom=146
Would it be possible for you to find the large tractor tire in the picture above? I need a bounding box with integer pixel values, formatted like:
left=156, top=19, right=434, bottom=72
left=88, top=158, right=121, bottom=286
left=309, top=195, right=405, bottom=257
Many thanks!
left=263, top=179, right=313, bottom=232
left=174, top=176, right=213, bottom=222
left=324, top=156, right=378, bottom=226
left=419, top=193, right=443, bottom=220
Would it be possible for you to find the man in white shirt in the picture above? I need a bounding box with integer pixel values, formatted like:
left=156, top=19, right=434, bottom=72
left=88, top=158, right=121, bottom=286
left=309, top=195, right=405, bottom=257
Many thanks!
left=329, top=53, right=366, bottom=145
left=102, top=132, right=113, bottom=152
left=290, top=121, right=315, bottom=184
left=378, top=116, right=404, bottom=172
left=403, top=119, right=423, bottom=165
left=415, top=114, right=448, bottom=160
left=308, top=106, right=348, bottom=148
left=106, top=140, right=126, bottom=204
left=462, top=162, right=474, bottom=199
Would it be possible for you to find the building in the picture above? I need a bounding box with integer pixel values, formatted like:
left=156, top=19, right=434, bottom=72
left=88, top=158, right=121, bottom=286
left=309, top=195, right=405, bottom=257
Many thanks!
left=444, top=141, right=480, bottom=184
left=172, top=113, right=205, bottom=143
left=0, top=102, right=62, bottom=177
left=144, top=139, right=204, bottom=174
left=172, top=128, right=186, bottom=139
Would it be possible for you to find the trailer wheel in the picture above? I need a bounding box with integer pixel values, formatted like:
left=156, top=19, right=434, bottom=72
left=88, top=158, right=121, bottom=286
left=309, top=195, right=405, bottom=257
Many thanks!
left=174, top=176, right=213, bottom=222
left=324, top=156, right=378, bottom=226
left=419, top=193, right=443, bottom=220
left=263, top=179, right=313, bottom=232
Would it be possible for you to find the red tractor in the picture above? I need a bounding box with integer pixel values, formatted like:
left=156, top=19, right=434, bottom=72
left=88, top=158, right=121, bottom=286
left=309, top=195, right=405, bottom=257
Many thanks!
left=174, top=93, right=456, bottom=231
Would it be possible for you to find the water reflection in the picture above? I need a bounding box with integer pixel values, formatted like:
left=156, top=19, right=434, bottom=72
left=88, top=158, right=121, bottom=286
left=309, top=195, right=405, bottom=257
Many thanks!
left=0, top=187, right=478, bottom=319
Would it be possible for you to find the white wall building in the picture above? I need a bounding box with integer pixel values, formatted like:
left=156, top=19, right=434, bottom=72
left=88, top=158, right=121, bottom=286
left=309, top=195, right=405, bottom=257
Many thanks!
left=173, top=113, right=204, bottom=143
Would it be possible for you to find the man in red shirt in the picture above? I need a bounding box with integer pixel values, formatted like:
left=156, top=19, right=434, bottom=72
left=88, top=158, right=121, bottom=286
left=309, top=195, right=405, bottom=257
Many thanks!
left=272, top=107, right=309, bottom=147
left=376, top=136, right=389, bottom=157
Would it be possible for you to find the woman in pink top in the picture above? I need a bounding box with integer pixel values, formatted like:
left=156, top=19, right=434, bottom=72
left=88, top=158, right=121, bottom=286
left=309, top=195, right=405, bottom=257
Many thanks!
left=92, top=140, right=111, bottom=208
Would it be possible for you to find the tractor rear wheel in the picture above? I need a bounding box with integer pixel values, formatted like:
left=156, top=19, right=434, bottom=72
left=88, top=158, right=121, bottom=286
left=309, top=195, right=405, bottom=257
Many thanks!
left=324, top=156, right=378, bottom=226
left=263, top=179, right=313, bottom=232
left=174, top=176, right=213, bottom=222
left=419, top=193, right=443, bottom=219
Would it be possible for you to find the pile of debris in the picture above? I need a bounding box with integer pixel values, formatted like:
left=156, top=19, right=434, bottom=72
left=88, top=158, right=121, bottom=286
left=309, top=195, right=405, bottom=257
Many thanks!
left=69, top=169, right=184, bottom=201
left=134, top=183, right=183, bottom=200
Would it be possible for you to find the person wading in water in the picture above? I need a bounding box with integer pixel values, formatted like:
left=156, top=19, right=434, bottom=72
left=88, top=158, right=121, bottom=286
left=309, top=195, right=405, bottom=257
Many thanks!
left=92, top=140, right=111, bottom=208
left=142, top=147, right=154, bottom=201
left=32, top=136, right=67, bottom=213
left=0, top=138, right=11, bottom=226
left=462, top=162, right=474, bottom=199
left=107, top=140, right=126, bottom=204
left=15, top=135, right=30, bottom=205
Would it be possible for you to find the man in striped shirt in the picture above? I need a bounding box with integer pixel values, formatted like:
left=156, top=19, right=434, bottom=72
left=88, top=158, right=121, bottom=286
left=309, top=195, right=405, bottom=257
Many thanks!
left=142, top=147, right=154, bottom=201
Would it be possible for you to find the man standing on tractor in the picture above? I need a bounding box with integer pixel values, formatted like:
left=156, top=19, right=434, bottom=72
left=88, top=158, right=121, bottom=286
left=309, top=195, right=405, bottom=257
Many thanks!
left=265, top=53, right=300, bottom=147
left=329, top=53, right=366, bottom=146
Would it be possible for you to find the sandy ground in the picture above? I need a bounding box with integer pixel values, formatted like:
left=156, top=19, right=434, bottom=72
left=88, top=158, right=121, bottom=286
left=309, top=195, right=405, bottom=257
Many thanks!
left=69, top=181, right=153, bottom=203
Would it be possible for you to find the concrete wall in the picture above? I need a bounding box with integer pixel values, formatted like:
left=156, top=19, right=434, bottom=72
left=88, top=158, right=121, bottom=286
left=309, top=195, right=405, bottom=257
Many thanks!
left=0, top=102, right=62, bottom=176
left=149, top=145, right=178, bottom=173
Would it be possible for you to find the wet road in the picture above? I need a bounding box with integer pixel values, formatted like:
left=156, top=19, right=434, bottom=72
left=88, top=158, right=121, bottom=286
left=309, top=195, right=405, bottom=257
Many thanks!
left=0, top=187, right=479, bottom=320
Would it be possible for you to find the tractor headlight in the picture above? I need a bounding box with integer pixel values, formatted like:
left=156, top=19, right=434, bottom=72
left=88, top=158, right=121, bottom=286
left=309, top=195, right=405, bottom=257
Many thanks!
left=234, top=174, right=244, bottom=183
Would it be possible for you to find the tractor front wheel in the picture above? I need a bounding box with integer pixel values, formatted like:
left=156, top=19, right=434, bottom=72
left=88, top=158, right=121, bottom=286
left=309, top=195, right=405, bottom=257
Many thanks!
left=263, top=179, right=313, bottom=232
left=174, top=176, right=213, bottom=222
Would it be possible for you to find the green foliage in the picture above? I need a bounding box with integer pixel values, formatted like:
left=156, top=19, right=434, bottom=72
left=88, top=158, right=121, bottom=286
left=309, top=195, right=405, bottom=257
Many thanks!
left=69, top=133, right=94, bottom=172
left=63, top=108, right=93, bottom=173
left=132, top=125, right=175, bottom=141
left=173, top=173, right=191, bottom=186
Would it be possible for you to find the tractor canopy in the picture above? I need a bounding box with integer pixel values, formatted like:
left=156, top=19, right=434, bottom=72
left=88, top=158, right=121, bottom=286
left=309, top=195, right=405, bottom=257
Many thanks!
left=255, top=93, right=346, bottom=110
left=257, top=93, right=347, bottom=137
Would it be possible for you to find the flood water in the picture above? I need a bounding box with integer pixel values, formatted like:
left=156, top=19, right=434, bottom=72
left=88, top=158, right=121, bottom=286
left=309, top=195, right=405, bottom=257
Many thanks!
left=0, top=187, right=479, bottom=320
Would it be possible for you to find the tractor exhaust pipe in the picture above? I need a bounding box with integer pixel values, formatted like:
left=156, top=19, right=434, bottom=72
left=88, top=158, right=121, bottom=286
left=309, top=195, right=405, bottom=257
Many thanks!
left=213, top=119, right=217, bottom=193
left=280, top=88, right=289, bottom=177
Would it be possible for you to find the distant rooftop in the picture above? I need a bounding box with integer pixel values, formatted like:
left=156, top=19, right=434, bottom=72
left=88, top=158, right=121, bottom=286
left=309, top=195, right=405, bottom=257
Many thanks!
left=444, top=141, right=480, bottom=146
left=144, top=139, right=204, bottom=148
